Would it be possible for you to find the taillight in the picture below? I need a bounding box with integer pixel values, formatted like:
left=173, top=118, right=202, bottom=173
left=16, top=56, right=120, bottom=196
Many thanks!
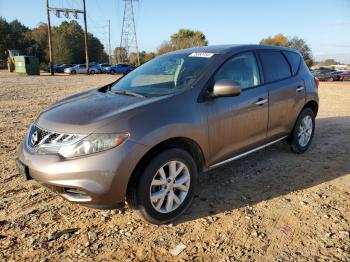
left=314, top=77, right=319, bottom=88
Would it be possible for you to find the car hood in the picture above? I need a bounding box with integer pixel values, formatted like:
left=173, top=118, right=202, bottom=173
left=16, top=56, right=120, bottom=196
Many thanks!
left=36, top=88, right=170, bottom=134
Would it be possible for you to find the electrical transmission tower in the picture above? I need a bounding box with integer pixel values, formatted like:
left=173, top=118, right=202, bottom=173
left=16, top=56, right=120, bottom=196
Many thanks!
left=119, top=0, right=140, bottom=65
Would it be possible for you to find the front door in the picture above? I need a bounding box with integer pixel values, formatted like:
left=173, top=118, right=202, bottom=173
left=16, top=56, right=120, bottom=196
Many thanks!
left=206, top=51, right=269, bottom=166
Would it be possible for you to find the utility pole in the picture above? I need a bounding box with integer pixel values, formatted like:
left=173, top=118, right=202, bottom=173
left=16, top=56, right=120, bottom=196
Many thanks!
left=46, top=1, right=89, bottom=74
left=82, top=0, right=89, bottom=74
left=119, top=0, right=140, bottom=65
left=46, top=0, right=54, bottom=75
left=108, top=19, right=111, bottom=64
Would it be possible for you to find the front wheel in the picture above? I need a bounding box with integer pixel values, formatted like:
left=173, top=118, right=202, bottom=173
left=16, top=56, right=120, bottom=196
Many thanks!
left=127, top=149, right=197, bottom=224
left=289, top=108, right=315, bottom=154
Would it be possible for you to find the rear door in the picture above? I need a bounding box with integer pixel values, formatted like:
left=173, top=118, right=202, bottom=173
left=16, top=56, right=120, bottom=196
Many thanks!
left=206, top=51, right=269, bottom=166
left=257, top=50, right=305, bottom=139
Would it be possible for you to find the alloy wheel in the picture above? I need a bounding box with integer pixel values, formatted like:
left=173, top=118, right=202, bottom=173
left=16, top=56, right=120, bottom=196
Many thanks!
left=298, top=115, right=313, bottom=147
left=149, top=160, right=190, bottom=213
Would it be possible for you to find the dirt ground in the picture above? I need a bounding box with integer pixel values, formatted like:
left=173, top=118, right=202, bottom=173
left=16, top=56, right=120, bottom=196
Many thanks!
left=0, top=70, right=349, bottom=262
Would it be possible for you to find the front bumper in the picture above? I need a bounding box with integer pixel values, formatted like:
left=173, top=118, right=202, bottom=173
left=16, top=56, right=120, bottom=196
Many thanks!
left=17, top=139, right=149, bottom=208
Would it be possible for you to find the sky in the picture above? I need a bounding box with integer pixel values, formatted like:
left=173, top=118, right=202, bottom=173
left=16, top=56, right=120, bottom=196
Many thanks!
left=1, top=0, right=350, bottom=63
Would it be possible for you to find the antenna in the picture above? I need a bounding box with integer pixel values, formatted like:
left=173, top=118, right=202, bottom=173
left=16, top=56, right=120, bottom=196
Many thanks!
left=119, top=0, right=140, bottom=65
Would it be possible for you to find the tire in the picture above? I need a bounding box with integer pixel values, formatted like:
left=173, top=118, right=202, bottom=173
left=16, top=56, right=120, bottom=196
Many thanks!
left=90, top=70, right=95, bottom=75
left=127, top=148, right=198, bottom=224
left=110, top=70, right=116, bottom=75
left=71, top=70, right=76, bottom=75
left=289, top=108, right=315, bottom=154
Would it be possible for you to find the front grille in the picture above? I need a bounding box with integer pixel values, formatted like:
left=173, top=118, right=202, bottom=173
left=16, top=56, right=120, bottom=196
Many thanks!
left=27, top=124, right=84, bottom=152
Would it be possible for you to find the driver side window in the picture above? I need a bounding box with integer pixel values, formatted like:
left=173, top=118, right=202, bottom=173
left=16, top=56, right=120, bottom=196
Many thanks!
left=214, top=52, right=260, bottom=90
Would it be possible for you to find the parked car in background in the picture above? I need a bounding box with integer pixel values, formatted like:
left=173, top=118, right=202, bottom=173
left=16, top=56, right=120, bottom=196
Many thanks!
left=316, top=70, right=342, bottom=81
left=108, top=63, right=135, bottom=75
left=17, top=44, right=319, bottom=224
left=90, top=63, right=103, bottom=73
left=44, top=64, right=62, bottom=72
left=64, top=64, right=100, bottom=74
left=55, top=64, right=75, bottom=73
left=312, top=69, right=333, bottom=76
left=338, top=71, right=350, bottom=81
left=99, top=64, right=113, bottom=73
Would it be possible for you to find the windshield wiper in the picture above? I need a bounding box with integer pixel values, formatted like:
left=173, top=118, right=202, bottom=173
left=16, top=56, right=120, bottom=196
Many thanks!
left=111, top=90, right=145, bottom=98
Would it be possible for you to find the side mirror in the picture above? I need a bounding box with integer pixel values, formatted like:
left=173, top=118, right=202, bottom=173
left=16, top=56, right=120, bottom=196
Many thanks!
left=212, top=79, right=242, bottom=97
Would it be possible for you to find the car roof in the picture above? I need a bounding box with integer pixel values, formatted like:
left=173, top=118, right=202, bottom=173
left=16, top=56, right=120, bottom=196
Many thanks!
left=170, top=44, right=299, bottom=55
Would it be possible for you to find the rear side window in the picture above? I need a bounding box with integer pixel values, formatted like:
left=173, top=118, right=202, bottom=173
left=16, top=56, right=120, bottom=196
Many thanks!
left=258, top=51, right=291, bottom=83
left=283, top=51, right=301, bottom=75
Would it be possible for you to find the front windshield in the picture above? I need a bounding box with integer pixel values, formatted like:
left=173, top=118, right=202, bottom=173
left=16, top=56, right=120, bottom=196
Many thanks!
left=111, top=53, right=215, bottom=96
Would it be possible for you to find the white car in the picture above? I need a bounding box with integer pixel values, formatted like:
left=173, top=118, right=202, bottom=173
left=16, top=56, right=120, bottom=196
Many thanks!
left=99, top=64, right=113, bottom=73
left=64, top=64, right=99, bottom=74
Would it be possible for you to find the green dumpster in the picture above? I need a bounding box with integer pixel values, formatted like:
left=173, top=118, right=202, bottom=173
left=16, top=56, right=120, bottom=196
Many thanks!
left=15, top=56, right=40, bottom=75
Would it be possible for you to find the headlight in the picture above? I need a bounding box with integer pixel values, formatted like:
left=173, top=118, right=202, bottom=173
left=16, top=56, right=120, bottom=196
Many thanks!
left=58, top=133, right=129, bottom=158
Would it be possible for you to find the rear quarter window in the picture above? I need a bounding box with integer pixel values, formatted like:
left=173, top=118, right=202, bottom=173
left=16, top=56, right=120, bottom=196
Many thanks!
left=258, top=51, right=292, bottom=83
left=283, top=51, right=301, bottom=75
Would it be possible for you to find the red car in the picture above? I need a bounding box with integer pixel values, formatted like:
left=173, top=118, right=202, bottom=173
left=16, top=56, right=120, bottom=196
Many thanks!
left=338, top=71, right=350, bottom=81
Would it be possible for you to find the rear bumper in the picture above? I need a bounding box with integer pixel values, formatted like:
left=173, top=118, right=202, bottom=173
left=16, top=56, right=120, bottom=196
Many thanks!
left=17, top=139, right=149, bottom=208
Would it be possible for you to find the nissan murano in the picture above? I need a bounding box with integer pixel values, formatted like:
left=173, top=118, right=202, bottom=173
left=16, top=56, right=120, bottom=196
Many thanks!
left=16, top=45, right=319, bottom=224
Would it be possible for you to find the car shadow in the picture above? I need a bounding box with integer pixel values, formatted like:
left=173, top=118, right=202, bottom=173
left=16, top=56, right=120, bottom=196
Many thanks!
left=176, top=116, right=350, bottom=224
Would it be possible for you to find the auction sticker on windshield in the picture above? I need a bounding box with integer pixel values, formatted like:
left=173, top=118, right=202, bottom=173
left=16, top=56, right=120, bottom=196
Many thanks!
left=189, top=52, right=215, bottom=58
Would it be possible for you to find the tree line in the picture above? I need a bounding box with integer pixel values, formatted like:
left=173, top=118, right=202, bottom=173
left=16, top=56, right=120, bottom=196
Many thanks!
left=1, top=16, right=324, bottom=67
left=0, top=17, right=108, bottom=66
left=124, top=31, right=316, bottom=67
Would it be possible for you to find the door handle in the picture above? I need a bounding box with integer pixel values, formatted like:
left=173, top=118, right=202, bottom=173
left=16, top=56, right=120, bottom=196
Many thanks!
left=296, top=86, right=305, bottom=92
left=255, top=98, right=268, bottom=106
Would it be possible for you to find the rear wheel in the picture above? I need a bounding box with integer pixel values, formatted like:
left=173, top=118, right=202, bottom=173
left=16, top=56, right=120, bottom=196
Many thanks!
left=127, top=149, right=197, bottom=224
left=289, top=108, right=315, bottom=154
left=110, top=69, right=116, bottom=75
left=71, top=70, right=76, bottom=74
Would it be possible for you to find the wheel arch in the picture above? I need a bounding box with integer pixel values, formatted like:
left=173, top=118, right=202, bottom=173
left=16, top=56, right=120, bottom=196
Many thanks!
left=303, top=100, right=318, bottom=117
left=288, top=100, right=318, bottom=143
left=126, top=137, right=205, bottom=197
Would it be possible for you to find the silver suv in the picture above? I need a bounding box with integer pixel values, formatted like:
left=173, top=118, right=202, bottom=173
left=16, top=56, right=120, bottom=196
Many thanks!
left=17, top=45, right=319, bottom=224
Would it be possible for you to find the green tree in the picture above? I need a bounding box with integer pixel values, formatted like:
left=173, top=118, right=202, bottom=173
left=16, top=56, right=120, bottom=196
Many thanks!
left=171, top=29, right=208, bottom=49
left=0, top=17, right=33, bottom=60
left=287, top=37, right=314, bottom=67
left=1, top=18, right=108, bottom=65
left=158, top=28, right=208, bottom=55
left=30, top=23, right=48, bottom=63
left=88, top=33, right=108, bottom=63
left=0, top=17, right=11, bottom=60
left=50, top=21, right=107, bottom=64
